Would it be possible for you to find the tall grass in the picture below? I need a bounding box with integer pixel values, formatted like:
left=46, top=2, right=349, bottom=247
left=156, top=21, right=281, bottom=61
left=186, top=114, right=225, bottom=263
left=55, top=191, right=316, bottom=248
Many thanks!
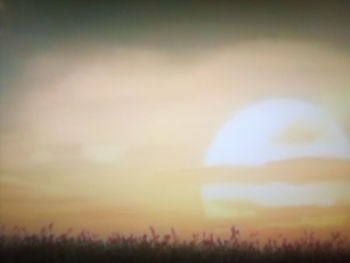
left=1, top=224, right=349, bottom=262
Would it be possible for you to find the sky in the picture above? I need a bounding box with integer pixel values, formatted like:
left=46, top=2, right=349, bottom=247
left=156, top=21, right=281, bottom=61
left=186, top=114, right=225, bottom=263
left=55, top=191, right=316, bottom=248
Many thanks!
left=0, top=1, right=350, bottom=238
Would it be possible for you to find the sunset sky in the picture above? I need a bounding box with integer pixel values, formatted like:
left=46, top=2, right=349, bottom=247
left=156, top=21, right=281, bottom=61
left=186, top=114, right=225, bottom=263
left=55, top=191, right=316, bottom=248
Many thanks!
left=0, top=1, right=350, bottom=238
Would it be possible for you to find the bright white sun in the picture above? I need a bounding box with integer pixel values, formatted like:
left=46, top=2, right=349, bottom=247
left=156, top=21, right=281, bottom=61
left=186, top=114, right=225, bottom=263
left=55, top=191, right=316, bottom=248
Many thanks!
left=201, top=99, right=350, bottom=221
left=205, top=99, right=350, bottom=166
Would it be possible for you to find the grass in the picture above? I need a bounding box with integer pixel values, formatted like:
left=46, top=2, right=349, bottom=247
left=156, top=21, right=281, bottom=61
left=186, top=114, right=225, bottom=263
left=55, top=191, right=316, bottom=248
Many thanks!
left=1, top=224, right=349, bottom=263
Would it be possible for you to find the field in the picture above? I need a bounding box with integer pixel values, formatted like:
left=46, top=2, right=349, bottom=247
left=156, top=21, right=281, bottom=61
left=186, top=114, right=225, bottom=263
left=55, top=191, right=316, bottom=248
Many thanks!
left=1, top=224, right=349, bottom=263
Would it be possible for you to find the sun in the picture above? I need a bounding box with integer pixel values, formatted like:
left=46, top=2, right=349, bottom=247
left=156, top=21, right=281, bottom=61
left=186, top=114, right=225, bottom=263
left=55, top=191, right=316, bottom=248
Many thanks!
left=205, top=99, right=350, bottom=166
left=201, top=99, right=350, bottom=222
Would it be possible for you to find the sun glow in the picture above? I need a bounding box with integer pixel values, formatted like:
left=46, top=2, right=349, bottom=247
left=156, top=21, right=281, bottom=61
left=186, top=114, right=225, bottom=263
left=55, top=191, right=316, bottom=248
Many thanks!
left=2, top=39, right=350, bottom=236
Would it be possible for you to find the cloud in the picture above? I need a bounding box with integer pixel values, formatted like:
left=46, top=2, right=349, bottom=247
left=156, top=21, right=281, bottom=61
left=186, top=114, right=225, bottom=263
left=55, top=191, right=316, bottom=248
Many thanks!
left=202, top=182, right=349, bottom=208
left=272, top=120, right=326, bottom=144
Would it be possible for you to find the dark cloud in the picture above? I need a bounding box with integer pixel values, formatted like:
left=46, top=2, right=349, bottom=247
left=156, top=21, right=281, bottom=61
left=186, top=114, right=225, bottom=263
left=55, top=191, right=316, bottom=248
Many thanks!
left=2, top=0, right=349, bottom=80
left=1, top=1, right=349, bottom=86
left=2, top=1, right=349, bottom=48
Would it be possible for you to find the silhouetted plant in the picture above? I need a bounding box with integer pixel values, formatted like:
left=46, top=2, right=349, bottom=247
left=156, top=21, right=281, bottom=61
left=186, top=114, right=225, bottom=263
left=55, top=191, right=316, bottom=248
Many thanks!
left=0, top=224, right=349, bottom=263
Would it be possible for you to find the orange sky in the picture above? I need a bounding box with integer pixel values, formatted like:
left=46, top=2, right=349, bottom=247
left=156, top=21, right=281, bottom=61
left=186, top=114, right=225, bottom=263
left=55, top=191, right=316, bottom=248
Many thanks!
left=0, top=40, right=350, bottom=238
